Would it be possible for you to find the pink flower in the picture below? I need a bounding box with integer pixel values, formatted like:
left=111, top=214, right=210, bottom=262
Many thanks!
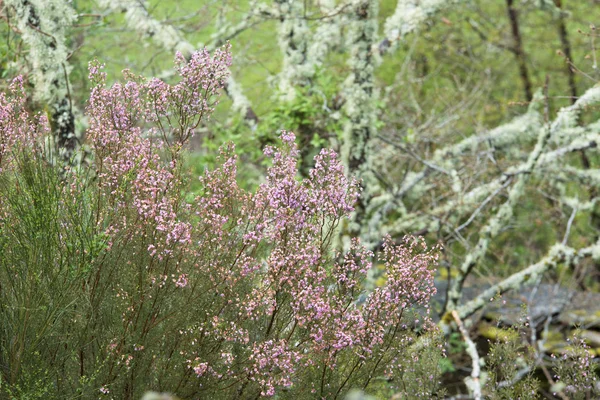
left=193, top=362, right=208, bottom=377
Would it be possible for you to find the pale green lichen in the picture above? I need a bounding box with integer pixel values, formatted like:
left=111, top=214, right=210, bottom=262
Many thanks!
left=452, top=243, right=579, bottom=324
left=308, top=0, right=346, bottom=67
left=387, top=103, right=544, bottom=237
left=276, top=0, right=313, bottom=101
left=446, top=115, right=564, bottom=310
left=383, top=0, right=464, bottom=53
left=341, top=0, right=381, bottom=248
left=378, top=80, right=600, bottom=320
left=551, top=85, right=600, bottom=133
left=529, top=0, right=566, bottom=18
left=440, top=88, right=600, bottom=312
left=6, top=0, right=79, bottom=162
left=389, top=85, right=600, bottom=242
left=98, top=0, right=195, bottom=55
left=394, top=94, right=543, bottom=201
left=226, top=76, right=255, bottom=127
left=6, top=0, right=75, bottom=101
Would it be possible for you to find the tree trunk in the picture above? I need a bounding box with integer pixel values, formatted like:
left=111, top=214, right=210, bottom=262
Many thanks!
left=506, top=0, right=533, bottom=101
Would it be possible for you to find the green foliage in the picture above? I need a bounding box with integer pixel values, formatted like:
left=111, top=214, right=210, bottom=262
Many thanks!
left=389, top=332, right=448, bottom=399
left=550, top=335, right=599, bottom=400
left=0, top=153, right=100, bottom=398
left=259, top=68, right=345, bottom=142
left=484, top=326, right=540, bottom=400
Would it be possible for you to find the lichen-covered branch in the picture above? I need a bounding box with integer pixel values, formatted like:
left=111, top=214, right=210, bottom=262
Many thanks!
left=341, top=0, right=383, bottom=249
left=371, top=69, right=600, bottom=329
left=382, top=0, right=464, bottom=54
left=452, top=310, right=483, bottom=400
left=394, top=90, right=544, bottom=200
left=5, top=0, right=79, bottom=163
left=386, top=128, right=599, bottom=237
left=308, top=0, right=348, bottom=66
left=385, top=82, right=600, bottom=340
left=275, top=0, right=312, bottom=101
left=451, top=240, right=600, bottom=323
left=387, top=84, right=600, bottom=237
left=445, top=107, right=555, bottom=311
left=381, top=0, right=561, bottom=55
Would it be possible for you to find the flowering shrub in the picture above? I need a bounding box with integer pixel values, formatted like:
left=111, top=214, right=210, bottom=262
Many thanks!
left=0, top=45, right=442, bottom=399
left=0, top=76, right=48, bottom=171
left=550, top=337, right=598, bottom=400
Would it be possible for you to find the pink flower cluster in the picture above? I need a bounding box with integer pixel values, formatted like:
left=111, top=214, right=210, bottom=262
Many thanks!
left=85, top=45, right=231, bottom=257
left=178, top=132, right=438, bottom=397
left=0, top=76, right=48, bottom=171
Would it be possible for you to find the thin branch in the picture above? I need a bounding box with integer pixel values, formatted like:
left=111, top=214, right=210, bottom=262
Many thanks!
left=452, top=311, right=482, bottom=400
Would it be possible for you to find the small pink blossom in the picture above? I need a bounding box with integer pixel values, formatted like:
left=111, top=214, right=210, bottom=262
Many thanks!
left=193, top=362, right=208, bottom=377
